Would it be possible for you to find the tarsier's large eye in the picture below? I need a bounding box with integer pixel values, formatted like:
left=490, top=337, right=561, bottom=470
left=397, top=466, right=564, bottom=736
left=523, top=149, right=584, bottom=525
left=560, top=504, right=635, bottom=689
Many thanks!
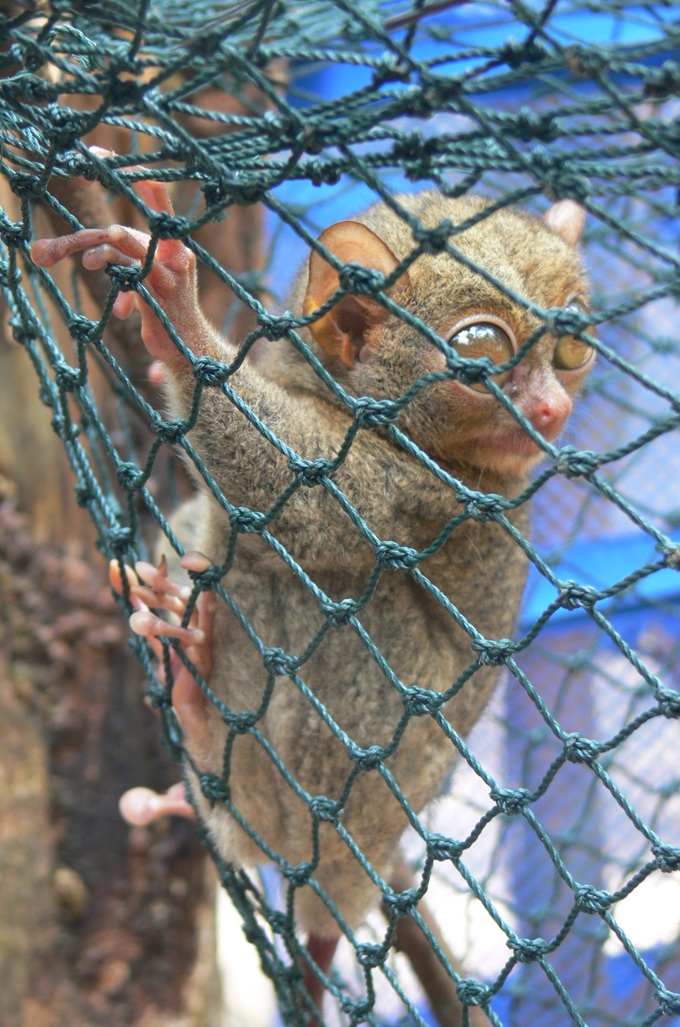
left=552, top=299, right=595, bottom=371
left=448, top=321, right=514, bottom=393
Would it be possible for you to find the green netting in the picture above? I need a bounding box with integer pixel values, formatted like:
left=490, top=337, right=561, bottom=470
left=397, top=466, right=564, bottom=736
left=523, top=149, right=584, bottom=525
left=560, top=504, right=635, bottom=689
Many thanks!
left=2, top=1, right=680, bottom=1025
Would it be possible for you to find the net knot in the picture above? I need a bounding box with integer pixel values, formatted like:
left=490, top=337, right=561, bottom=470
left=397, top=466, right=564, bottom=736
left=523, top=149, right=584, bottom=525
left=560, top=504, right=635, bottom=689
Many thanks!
left=224, top=710, right=256, bottom=734
left=338, top=261, right=384, bottom=295
left=447, top=349, right=494, bottom=387
left=372, top=55, right=411, bottom=87
left=320, top=597, right=358, bottom=626
left=375, top=540, right=418, bottom=570
left=350, top=745, right=385, bottom=771
left=426, top=833, right=464, bottom=861
left=11, top=37, right=46, bottom=73
left=657, top=687, right=680, bottom=718
left=514, top=108, right=557, bottom=142
left=9, top=172, right=40, bottom=200
left=352, top=396, right=399, bottom=428
left=660, top=542, right=680, bottom=570
left=107, top=77, right=144, bottom=108
left=107, top=263, right=143, bottom=290
left=188, top=562, right=222, bottom=590
left=384, top=886, right=418, bottom=917
left=74, top=483, right=94, bottom=506
left=501, top=38, right=548, bottom=69
left=0, top=214, right=24, bottom=250
left=198, top=773, right=229, bottom=804
left=200, top=176, right=230, bottom=208
left=341, top=996, right=373, bottom=1018
left=47, top=104, right=81, bottom=148
left=412, top=218, right=453, bottom=254
left=564, top=732, right=599, bottom=762
left=308, top=795, right=339, bottom=823
left=472, top=637, right=516, bottom=665
left=2, top=68, right=48, bottom=100
left=7, top=313, right=34, bottom=343
left=257, top=311, right=295, bottom=340
left=230, top=506, right=265, bottom=533
left=262, top=646, right=296, bottom=676
left=658, top=990, right=680, bottom=1016
left=357, top=942, right=385, bottom=969
left=268, top=911, right=287, bottom=935
left=192, top=354, right=229, bottom=385
left=234, top=181, right=268, bottom=206
left=556, top=445, right=600, bottom=477
left=155, top=418, right=186, bottom=443
left=104, top=523, right=133, bottom=555
left=564, top=44, right=609, bottom=78
left=464, top=492, right=503, bottom=520
left=456, top=978, right=488, bottom=1007
left=54, top=361, right=82, bottom=391
left=307, top=160, right=341, bottom=187
left=149, top=210, right=189, bottom=240
left=393, top=130, right=435, bottom=166
left=547, top=305, right=590, bottom=336
left=288, top=455, right=330, bottom=487
left=68, top=315, right=98, bottom=343
left=508, top=936, right=550, bottom=962
left=653, top=842, right=680, bottom=873
left=284, top=861, right=312, bottom=886
left=558, top=580, right=598, bottom=610
left=8, top=315, right=35, bottom=348
left=530, top=149, right=590, bottom=199
left=491, top=787, right=531, bottom=815
left=575, top=884, right=611, bottom=914
left=402, top=685, right=443, bottom=716
left=421, top=80, right=461, bottom=110
left=51, top=413, right=79, bottom=441
left=644, top=60, right=680, bottom=99
left=116, top=461, right=144, bottom=490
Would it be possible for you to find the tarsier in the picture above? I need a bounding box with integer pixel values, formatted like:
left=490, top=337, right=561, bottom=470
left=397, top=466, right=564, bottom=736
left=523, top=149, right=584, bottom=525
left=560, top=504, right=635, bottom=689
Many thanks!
left=32, top=153, right=593, bottom=1025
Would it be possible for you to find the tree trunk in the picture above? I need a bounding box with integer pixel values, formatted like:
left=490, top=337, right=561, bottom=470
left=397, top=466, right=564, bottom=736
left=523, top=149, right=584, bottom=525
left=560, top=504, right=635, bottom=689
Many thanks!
left=0, top=77, right=269, bottom=1022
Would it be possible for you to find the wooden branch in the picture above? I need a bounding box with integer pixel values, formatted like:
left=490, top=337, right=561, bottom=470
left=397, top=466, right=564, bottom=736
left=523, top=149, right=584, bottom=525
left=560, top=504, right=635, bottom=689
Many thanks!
left=385, top=860, right=489, bottom=1027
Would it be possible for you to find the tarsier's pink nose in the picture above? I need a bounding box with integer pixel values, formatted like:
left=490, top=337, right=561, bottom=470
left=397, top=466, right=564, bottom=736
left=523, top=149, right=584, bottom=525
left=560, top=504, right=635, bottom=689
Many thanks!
left=528, top=390, right=573, bottom=441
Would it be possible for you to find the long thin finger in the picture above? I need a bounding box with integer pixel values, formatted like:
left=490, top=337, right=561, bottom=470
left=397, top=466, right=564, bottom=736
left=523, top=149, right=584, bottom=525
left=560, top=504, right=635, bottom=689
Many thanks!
left=81, top=244, right=141, bottom=272
left=129, top=584, right=189, bottom=621
left=31, top=225, right=152, bottom=269
left=134, top=559, right=192, bottom=601
left=130, top=608, right=205, bottom=645
left=119, top=784, right=195, bottom=826
left=109, top=559, right=134, bottom=594
left=133, top=177, right=175, bottom=218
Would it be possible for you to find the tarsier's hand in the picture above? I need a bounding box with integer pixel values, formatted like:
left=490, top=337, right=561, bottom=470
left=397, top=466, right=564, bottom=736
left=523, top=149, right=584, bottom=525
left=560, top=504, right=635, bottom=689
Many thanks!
left=109, top=552, right=217, bottom=827
left=30, top=147, right=204, bottom=368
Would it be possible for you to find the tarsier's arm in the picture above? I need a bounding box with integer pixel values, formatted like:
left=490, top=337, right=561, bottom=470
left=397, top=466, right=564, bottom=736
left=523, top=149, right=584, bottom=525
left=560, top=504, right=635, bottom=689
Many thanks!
left=31, top=171, right=425, bottom=571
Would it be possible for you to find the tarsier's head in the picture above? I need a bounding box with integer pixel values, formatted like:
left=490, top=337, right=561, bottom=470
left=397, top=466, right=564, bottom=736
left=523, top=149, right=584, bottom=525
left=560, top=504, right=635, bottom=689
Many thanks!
left=302, top=191, right=594, bottom=480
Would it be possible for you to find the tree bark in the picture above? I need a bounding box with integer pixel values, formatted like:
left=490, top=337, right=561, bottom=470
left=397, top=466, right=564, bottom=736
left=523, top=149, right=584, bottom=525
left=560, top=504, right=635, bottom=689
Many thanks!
left=0, top=76, right=270, bottom=1023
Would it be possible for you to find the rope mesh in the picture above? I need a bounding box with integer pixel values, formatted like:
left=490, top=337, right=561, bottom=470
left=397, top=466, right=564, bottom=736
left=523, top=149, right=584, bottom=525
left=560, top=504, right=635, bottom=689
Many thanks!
left=1, top=2, right=680, bottom=1024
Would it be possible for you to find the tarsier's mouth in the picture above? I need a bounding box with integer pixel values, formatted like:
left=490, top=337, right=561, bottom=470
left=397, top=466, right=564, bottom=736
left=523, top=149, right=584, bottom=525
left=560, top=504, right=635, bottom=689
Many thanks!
left=468, top=428, right=553, bottom=476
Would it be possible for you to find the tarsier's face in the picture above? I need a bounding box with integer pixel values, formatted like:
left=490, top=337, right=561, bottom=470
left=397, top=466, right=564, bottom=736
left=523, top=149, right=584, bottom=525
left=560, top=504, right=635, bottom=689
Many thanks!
left=303, top=190, right=594, bottom=480
left=428, top=292, right=595, bottom=477
left=352, top=202, right=594, bottom=480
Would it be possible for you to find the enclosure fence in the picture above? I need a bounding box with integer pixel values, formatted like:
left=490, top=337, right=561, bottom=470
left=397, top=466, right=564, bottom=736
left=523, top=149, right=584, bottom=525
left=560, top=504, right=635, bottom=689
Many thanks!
left=1, top=2, right=680, bottom=1025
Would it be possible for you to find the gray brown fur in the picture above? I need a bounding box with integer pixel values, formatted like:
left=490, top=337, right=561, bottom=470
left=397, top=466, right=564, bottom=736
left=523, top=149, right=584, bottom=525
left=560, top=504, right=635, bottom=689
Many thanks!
left=161, top=191, right=590, bottom=938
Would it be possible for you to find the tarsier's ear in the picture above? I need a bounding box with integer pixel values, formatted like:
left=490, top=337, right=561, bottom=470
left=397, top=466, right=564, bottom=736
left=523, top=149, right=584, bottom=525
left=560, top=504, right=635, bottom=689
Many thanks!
left=303, top=220, right=410, bottom=367
left=543, top=199, right=586, bottom=246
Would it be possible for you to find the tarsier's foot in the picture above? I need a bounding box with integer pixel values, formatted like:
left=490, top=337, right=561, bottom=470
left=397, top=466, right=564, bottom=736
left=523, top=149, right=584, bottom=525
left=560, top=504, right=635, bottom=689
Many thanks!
left=109, top=552, right=217, bottom=825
